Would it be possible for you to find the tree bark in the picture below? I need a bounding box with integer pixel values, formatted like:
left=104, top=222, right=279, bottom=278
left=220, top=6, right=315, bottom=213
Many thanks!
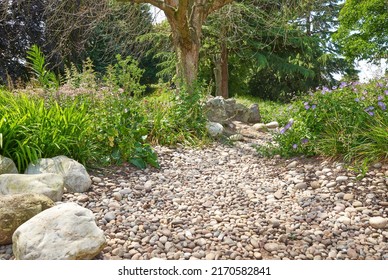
left=214, top=39, right=229, bottom=98
left=128, top=0, right=234, bottom=90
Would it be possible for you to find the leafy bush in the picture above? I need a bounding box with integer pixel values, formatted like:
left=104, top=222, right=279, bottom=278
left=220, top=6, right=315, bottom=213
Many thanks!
left=262, top=78, right=388, bottom=167
left=103, top=54, right=146, bottom=96
left=0, top=90, right=98, bottom=172
left=144, top=83, right=209, bottom=146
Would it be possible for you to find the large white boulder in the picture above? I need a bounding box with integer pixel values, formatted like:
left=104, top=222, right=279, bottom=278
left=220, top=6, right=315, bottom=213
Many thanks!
left=25, top=155, right=91, bottom=193
left=12, top=203, right=106, bottom=260
left=0, top=173, right=64, bottom=201
left=0, top=155, right=18, bottom=174
left=0, top=193, right=54, bottom=245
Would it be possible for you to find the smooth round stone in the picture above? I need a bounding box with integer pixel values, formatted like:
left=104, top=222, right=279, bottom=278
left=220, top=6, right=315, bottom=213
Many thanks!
left=92, top=177, right=102, bottom=183
left=343, top=194, right=354, bottom=201
left=104, top=212, right=116, bottom=222
left=336, top=176, right=348, bottom=182
left=369, top=217, right=388, bottom=229
left=206, top=252, right=216, bottom=260
left=295, top=182, right=308, bottom=190
left=337, top=216, right=351, bottom=225
left=310, top=181, right=321, bottom=189
left=264, top=243, right=279, bottom=252
left=159, top=236, right=168, bottom=244
left=250, top=238, right=260, bottom=248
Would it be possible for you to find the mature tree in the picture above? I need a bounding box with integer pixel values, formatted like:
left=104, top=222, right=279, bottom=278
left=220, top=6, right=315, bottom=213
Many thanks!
left=334, top=0, right=388, bottom=62
left=126, top=0, right=233, bottom=88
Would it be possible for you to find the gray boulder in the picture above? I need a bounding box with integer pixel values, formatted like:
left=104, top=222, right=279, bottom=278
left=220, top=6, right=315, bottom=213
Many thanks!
left=206, top=122, right=224, bottom=137
left=204, top=96, right=228, bottom=123
left=233, top=103, right=251, bottom=123
left=0, top=155, right=18, bottom=174
left=0, top=193, right=54, bottom=245
left=12, top=202, right=106, bottom=260
left=25, top=155, right=91, bottom=193
left=0, top=173, right=64, bottom=201
left=248, top=104, right=261, bottom=123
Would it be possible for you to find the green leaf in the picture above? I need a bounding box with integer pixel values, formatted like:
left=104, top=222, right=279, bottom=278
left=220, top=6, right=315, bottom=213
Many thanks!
left=129, top=157, right=147, bottom=169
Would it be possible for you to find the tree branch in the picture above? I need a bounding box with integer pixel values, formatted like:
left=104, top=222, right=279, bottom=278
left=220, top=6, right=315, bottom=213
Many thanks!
left=207, top=0, right=233, bottom=14
left=125, top=0, right=176, bottom=17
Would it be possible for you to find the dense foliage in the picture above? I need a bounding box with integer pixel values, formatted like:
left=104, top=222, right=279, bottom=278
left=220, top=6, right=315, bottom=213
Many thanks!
left=258, top=78, right=388, bottom=170
left=0, top=54, right=208, bottom=172
left=334, top=0, right=388, bottom=62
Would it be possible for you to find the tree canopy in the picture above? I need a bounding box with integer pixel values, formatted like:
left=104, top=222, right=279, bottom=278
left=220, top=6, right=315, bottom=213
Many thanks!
left=334, top=0, right=388, bottom=62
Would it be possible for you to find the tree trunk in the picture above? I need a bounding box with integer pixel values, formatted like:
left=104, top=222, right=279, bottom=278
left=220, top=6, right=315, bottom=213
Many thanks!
left=214, top=41, right=229, bottom=98
left=175, top=39, right=200, bottom=89
left=129, top=0, right=234, bottom=91
left=219, top=40, right=229, bottom=98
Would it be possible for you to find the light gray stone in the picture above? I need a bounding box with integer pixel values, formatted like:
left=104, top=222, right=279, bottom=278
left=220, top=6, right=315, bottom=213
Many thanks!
left=336, top=176, right=348, bottom=183
left=265, top=121, right=279, bottom=129
left=0, top=155, right=18, bottom=174
left=233, top=103, right=250, bottom=123
left=248, top=104, right=261, bottom=123
left=369, top=217, right=388, bottom=229
left=295, top=182, right=308, bottom=190
left=0, top=193, right=53, bottom=245
left=310, top=181, right=321, bottom=189
left=252, top=123, right=268, bottom=132
left=25, top=155, right=91, bottom=193
left=206, top=122, right=224, bottom=137
left=343, top=194, right=354, bottom=201
left=104, top=212, right=116, bottom=222
left=0, top=173, right=64, bottom=201
left=229, top=134, right=244, bottom=141
left=264, top=243, right=279, bottom=252
left=286, top=161, right=298, bottom=169
left=205, top=97, right=228, bottom=123
left=12, top=203, right=106, bottom=259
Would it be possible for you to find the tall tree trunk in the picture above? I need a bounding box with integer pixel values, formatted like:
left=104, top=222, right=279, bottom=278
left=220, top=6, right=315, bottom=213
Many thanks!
left=175, top=36, right=200, bottom=88
left=130, top=0, right=234, bottom=90
left=214, top=40, right=229, bottom=98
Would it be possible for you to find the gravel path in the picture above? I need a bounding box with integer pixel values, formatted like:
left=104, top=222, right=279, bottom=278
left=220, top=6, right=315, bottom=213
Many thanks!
left=1, top=128, right=388, bottom=260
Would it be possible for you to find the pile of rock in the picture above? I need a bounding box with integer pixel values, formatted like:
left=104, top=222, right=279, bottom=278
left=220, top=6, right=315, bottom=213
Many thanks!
left=0, top=155, right=106, bottom=259
left=204, top=96, right=280, bottom=140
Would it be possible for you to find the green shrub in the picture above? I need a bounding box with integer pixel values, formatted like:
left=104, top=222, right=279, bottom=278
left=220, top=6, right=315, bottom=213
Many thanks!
left=144, top=83, right=209, bottom=146
left=263, top=78, right=388, bottom=167
left=0, top=90, right=98, bottom=171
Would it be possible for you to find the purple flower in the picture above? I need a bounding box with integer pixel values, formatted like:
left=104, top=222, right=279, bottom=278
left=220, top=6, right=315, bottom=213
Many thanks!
left=368, top=111, right=374, bottom=116
left=304, top=102, right=310, bottom=110
left=340, top=82, right=347, bottom=88
left=301, top=138, right=309, bottom=144
left=384, top=90, right=388, bottom=95
left=321, top=86, right=331, bottom=94
left=378, top=101, right=386, bottom=111
left=377, top=82, right=383, bottom=88
left=355, top=98, right=360, bottom=102
left=311, top=104, right=317, bottom=110
left=292, top=144, right=298, bottom=149
left=280, top=128, right=286, bottom=134
left=365, top=106, right=374, bottom=112
left=378, top=95, right=383, bottom=101
left=332, top=86, right=337, bottom=90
